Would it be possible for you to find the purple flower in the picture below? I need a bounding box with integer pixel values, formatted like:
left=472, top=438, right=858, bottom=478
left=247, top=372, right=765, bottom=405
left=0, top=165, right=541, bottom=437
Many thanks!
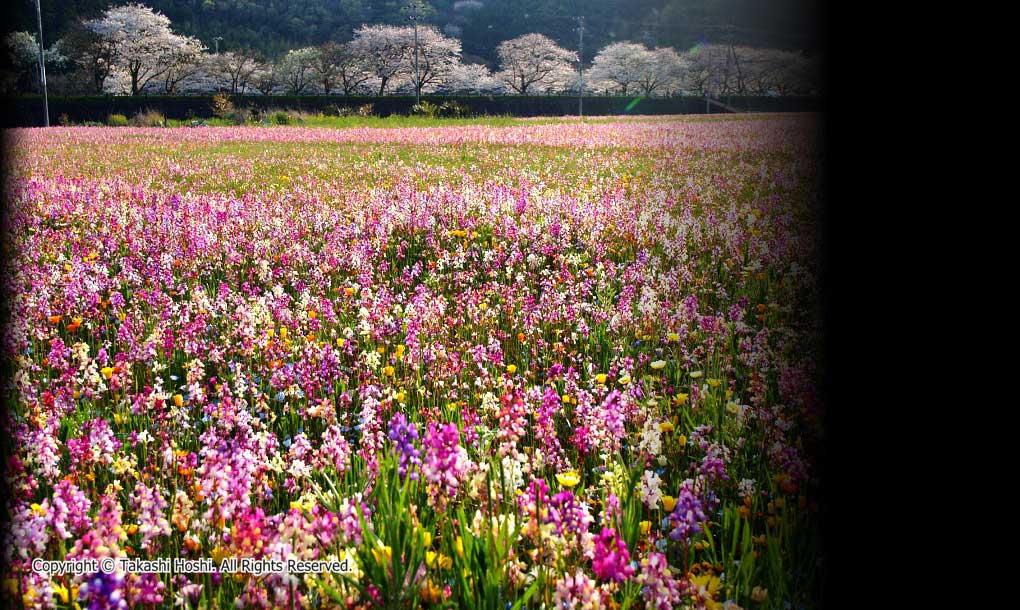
left=592, top=527, right=634, bottom=582
left=422, top=422, right=472, bottom=511
left=387, top=412, right=421, bottom=480
left=79, top=571, right=128, bottom=610
left=667, top=479, right=706, bottom=542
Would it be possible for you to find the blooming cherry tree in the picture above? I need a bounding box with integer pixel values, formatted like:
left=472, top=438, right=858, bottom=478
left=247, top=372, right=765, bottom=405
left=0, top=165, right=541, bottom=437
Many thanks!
left=350, top=25, right=409, bottom=96
left=495, top=33, right=577, bottom=95
left=85, top=3, right=196, bottom=96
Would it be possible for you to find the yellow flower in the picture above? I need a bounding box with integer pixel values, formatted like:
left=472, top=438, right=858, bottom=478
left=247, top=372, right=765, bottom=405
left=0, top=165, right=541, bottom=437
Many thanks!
left=173, top=394, right=184, bottom=408
left=677, top=434, right=687, bottom=448
left=674, top=393, right=689, bottom=405
left=667, top=332, right=681, bottom=342
left=30, top=503, right=46, bottom=517
left=307, top=310, right=317, bottom=320
left=101, top=367, right=115, bottom=379
left=455, top=536, right=464, bottom=558
left=556, top=471, right=581, bottom=488
left=422, top=531, right=432, bottom=547
left=420, top=579, right=442, bottom=603
left=707, top=378, right=722, bottom=388
left=279, top=328, right=288, bottom=340
left=689, top=371, right=703, bottom=379
left=383, top=365, right=395, bottom=377
left=690, top=573, right=722, bottom=609
left=561, top=394, right=571, bottom=404
left=595, top=373, right=607, bottom=384
left=52, top=583, right=70, bottom=604
left=618, top=374, right=631, bottom=385
left=650, top=360, right=666, bottom=370
left=661, top=496, right=677, bottom=512
left=372, top=544, right=392, bottom=565
left=639, top=520, right=651, bottom=535
left=506, top=364, right=517, bottom=374
left=659, top=421, right=674, bottom=433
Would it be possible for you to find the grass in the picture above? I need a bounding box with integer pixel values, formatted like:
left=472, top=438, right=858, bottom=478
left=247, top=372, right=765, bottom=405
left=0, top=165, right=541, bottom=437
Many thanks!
left=146, top=113, right=768, bottom=129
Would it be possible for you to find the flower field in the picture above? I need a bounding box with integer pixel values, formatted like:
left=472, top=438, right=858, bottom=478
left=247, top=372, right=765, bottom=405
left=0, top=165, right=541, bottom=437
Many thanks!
left=1, top=114, right=825, bottom=610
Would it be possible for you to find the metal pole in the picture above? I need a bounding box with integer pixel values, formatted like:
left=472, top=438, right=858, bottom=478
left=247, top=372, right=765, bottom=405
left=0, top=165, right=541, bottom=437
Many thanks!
left=214, top=37, right=223, bottom=54
left=34, top=0, right=49, bottom=127
left=577, top=16, right=584, bottom=118
left=407, top=2, right=421, bottom=105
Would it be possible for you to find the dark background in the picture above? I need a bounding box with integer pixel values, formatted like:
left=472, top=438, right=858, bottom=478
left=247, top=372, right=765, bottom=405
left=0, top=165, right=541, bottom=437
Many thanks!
left=3, top=1, right=823, bottom=63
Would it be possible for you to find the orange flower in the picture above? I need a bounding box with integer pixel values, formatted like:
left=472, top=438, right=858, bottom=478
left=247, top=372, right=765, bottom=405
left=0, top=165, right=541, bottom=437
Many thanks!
left=48, top=315, right=62, bottom=325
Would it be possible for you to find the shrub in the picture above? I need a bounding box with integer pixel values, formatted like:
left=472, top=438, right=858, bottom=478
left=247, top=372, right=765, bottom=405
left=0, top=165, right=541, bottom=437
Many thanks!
left=438, top=101, right=471, bottom=118
left=229, top=107, right=252, bottom=125
left=271, top=110, right=292, bottom=125
left=356, top=103, right=374, bottom=117
left=57, top=113, right=71, bottom=126
left=130, top=109, right=166, bottom=127
left=411, top=101, right=439, bottom=118
left=107, top=113, right=129, bottom=127
left=211, top=93, right=234, bottom=119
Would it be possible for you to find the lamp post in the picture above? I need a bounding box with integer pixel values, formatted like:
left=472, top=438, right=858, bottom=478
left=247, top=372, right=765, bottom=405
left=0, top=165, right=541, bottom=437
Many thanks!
left=577, top=16, right=584, bottom=119
left=406, top=1, right=423, bottom=105
left=33, top=0, right=49, bottom=126
left=214, top=36, right=223, bottom=54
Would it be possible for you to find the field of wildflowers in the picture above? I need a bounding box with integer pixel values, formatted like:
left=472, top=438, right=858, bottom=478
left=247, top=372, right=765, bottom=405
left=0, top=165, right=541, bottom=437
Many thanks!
left=1, top=114, right=824, bottom=610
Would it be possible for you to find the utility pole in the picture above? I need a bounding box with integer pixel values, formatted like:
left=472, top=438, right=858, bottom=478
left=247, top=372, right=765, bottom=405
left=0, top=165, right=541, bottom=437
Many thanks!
left=577, top=16, right=584, bottom=119
left=33, top=0, right=49, bottom=127
left=406, top=1, right=423, bottom=105
left=214, top=36, right=223, bottom=54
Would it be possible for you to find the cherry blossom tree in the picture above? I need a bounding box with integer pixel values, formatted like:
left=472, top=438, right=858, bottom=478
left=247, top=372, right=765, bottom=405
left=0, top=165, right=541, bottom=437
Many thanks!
left=84, top=3, right=201, bottom=96
left=330, top=42, right=374, bottom=96
left=633, top=47, right=683, bottom=96
left=495, top=33, right=577, bottom=95
left=251, top=61, right=280, bottom=95
left=439, top=61, right=502, bottom=94
left=403, top=25, right=461, bottom=97
left=158, top=35, right=206, bottom=94
left=588, top=42, right=647, bottom=96
left=277, top=47, right=318, bottom=94
left=350, top=25, right=409, bottom=95
left=208, top=50, right=262, bottom=94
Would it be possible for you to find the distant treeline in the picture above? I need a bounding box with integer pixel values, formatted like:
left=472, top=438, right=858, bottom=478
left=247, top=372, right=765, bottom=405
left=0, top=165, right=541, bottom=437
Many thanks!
left=3, top=95, right=822, bottom=127
left=5, top=0, right=823, bottom=66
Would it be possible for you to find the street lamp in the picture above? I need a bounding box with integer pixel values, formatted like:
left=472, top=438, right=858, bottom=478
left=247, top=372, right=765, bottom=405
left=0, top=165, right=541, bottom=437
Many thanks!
left=33, top=0, right=49, bottom=126
left=406, top=1, right=423, bottom=105
left=214, top=36, right=224, bottom=54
